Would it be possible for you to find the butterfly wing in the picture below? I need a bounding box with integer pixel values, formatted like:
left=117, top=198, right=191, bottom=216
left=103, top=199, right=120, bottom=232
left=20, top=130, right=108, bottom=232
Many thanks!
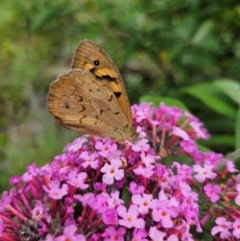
left=71, top=40, right=132, bottom=128
left=48, top=69, right=131, bottom=140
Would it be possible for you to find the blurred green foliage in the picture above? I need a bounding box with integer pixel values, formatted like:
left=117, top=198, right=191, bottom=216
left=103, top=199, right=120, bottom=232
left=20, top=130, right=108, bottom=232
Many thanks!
left=0, top=0, right=240, bottom=191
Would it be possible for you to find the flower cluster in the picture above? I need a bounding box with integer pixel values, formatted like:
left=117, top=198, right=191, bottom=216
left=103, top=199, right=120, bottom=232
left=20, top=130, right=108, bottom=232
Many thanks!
left=0, top=103, right=239, bottom=241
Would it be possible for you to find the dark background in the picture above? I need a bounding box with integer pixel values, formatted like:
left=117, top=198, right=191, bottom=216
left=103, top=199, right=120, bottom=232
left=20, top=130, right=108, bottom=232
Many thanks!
left=0, top=0, right=240, bottom=191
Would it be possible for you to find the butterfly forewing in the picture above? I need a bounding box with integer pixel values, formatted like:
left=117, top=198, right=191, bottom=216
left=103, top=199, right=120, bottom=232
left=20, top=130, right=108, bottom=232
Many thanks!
left=71, top=40, right=132, bottom=127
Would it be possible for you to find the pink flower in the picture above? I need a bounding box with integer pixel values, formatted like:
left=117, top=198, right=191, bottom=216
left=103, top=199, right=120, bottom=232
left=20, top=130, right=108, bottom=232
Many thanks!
left=172, top=127, right=189, bottom=140
left=180, top=139, right=198, bottom=154
left=235, top=184, right=240, bottom=205
left=103, top=226, right=126, bottom=241
left=79, top=151, right=99, bottom=169
left=140, top=152, right=156, bottom=166
left=0, top=103, right=238, bottom=240
left=102, top=209, right=118, bottom=225
left=95, top=139, right=117, bottom=157
left=132, top=193, right=153, bottom=215
left=117, top=205, right=145, bottom=229
left=204, top=183, right=221, bottom=202
left=189, top=121, right=209, bottom=139
left=105, top=190, right=124, bottom=208
left=67, top=169, right=88, bottom=189
left=134, top=103, right=152, bottom=122
left=233, top=218, right=240, bottom=239
left=87, top=194, right=108, bottom=214
left=128, top=182, right=145, bottom=195
left=132, top=228, right=148, bottom=241
left=167, top=234, right=179, bottom=241
left=32, top=204, right=44, bottom=221
left=151, top=199, right=175, bottom=228
left=133, top=164, right=154, bottom=178
left=172, top=162, right=193, bottom=180
left=149, top=226, right=166, bottom=240
left=0, top=219, right=4, bottom=233
left=225, top=159, right=238, bottom=172
left=211, top=217, right=232, bottom=238
left=101, top=159, right=124, bottom=185
left=64, top=137, right=87, bottom=152
left=193, top=164, right=217, bottom=182
left=43, top=180, right=68, bottom=199
left=55, top=224, right=86, bottom=241
left=128, top=138, right=150, bottom=152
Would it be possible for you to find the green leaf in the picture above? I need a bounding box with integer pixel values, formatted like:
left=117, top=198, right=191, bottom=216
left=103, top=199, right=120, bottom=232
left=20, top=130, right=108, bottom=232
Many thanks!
left=213, top=79, right=240, bottom=105
left=192, top=20, right=214, bottom=43
left=140, top=95, right=188, bottom=110
left=205, top=118, right=234, bottom=132
left=235, top=106, right=240, bottom=149
left=181, top=83, right=237, bottom=119
left=200, top=135, right=235, bottom=148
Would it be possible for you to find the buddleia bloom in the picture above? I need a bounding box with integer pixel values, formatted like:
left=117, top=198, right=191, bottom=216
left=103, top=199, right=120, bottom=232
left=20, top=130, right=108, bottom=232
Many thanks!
left=0, top=103, right=239, bottom=241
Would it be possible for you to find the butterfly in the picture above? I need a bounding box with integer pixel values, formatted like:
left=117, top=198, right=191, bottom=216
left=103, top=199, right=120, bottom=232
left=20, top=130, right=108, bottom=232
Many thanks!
left=48, top=40, right=136, bottom=142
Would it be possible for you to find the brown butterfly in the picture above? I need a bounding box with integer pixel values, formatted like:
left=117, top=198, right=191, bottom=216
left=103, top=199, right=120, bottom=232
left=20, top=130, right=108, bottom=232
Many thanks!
left=48, top=40, right=136, bottom=142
